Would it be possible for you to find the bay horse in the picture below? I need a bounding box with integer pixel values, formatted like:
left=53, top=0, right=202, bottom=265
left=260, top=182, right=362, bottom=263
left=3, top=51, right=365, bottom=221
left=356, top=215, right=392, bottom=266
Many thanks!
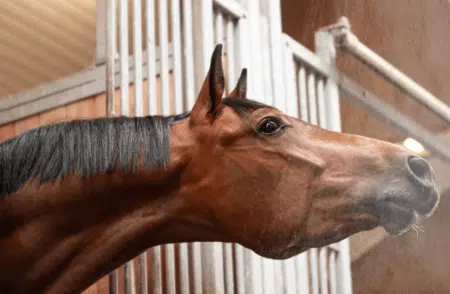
left=0, top=44, right=440, bottom=294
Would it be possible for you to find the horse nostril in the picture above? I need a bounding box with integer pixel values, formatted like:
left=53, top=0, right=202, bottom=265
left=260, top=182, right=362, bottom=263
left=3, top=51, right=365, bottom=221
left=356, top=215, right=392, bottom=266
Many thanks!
left=407, top=156, right=434, bottom=185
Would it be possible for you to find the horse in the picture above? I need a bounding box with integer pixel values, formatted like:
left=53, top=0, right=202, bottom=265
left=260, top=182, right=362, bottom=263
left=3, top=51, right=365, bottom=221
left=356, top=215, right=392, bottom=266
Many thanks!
left=0, top=44, right=440, bottom=294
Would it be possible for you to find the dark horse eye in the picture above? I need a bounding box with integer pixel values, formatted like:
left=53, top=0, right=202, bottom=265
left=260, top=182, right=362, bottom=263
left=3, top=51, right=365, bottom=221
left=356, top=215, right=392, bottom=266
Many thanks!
left=257, top=117, right=284, bottom=136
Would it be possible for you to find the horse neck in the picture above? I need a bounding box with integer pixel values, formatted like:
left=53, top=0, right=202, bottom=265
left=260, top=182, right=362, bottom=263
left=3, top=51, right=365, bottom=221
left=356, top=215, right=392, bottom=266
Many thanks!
left=0, top=120, right=214, bottom=294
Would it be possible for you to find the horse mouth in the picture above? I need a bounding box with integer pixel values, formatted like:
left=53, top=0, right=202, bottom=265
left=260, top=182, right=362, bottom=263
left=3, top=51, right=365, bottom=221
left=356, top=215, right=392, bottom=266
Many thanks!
left=375, top=187, right=440, bottom=235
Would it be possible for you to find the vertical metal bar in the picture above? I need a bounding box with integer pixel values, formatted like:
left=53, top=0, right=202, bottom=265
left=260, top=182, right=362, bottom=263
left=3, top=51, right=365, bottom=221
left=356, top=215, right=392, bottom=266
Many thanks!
left=298, top=67, right=308, bottom=122
left=223, top=243, right=235, bottom=294
left=215, top=12, right=223, bottom=45
left=309, top=248, right=320, bottom=294
left=267, top=0, right=285, bottom=111
left=96, top=0, right=107, bottom=64
left=178, top=244, right=190, bottom=294
left=226, top=17, right=235, bottom=90
left=137, top=253, right=148, bottom=294
left=105, top=0, right=116, bottom=118
left=283, top=41, right=297, bottom=117
left=182, top=0, right=196, bottom=109
left=119, top=0, right=129, bottom=115
left=133, top=0, right=143, bottom=116
left=124, top=262, right=136, bottom=294
left=192, top=0, right=214, bottom=90
left=171, top=0, right=184, bottom=114
left=317, top=77, right=327, bottom=127
left=189, top=243, right=204, bottom=294
left=319, top=247, right=329, bottom=294
left=147, top=0, right=158, bottom=115
left=245, top=0, right=263, bottom=100
left=234, top=245, right=246, bottom=294
left=273, top=261, right=284, bottom=292
left=329, top=251, right=338, bottom=294
left=295, top=252, right=310, bottom=294
left=152, top=247, right=163, bottom=294
left=159, top=0, right=171, bottom=115
left=260, top=14, right=273, bottom=105
left=165, top=245, right=177, bottom=294
left=307, top=73, right=317, bottom=125
left=282, top=259, right=297, bottom=294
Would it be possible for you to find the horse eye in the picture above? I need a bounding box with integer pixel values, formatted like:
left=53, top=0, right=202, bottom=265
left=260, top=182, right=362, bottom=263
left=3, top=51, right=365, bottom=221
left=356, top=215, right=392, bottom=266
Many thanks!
left=257, top=118, right=284, bottom=135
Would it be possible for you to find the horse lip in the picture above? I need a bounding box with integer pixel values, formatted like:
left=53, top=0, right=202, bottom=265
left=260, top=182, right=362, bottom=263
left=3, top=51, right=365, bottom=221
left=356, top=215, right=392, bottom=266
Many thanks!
left=375, top=200, right=417, bottom=235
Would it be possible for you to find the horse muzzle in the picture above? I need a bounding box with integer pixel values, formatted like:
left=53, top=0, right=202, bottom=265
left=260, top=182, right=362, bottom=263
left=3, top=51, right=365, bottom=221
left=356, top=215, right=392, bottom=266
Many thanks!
left=375, top=155, right=440, bottom=235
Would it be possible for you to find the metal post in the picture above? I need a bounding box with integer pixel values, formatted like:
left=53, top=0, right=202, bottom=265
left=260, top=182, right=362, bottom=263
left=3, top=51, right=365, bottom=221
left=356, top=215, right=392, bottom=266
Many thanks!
left=105, top=0, right=116, bottom=118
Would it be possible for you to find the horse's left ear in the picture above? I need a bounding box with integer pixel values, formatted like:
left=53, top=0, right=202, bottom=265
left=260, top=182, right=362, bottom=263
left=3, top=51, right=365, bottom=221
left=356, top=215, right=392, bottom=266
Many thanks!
left=191, top=44, right=225, bottom=124
left=228, top=69, right=247, bottom=99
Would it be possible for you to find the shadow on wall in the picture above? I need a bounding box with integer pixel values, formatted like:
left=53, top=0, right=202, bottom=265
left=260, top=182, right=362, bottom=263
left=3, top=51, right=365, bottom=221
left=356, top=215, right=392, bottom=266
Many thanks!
left=351, top=189, right=450, bottom=294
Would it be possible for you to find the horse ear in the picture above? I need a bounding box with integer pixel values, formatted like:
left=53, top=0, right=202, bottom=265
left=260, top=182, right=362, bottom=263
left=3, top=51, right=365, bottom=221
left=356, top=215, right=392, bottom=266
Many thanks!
left=228, top=68, right=247, bottom=99
left=191, top=44, right=225, bottom=124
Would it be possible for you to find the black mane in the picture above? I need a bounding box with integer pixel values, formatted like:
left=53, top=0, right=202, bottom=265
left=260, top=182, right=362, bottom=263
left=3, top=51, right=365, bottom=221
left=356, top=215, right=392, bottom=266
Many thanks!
left=0, top=112, right=189, bottom=196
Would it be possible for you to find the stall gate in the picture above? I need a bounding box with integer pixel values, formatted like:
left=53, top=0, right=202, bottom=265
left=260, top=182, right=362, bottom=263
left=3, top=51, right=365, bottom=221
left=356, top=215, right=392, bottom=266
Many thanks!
left=94, top=0, right=353, bottom=294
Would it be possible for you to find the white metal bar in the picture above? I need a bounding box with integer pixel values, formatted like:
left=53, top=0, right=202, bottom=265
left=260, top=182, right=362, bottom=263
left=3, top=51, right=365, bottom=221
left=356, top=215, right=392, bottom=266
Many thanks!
left=267, top=0, right=285, bottom=110
left=245, top=0, right=263, bottom=101
left=137, top=253, right=148, bottom=294
left=182, top=0, right=196, bottom=109
left=192, top=0, right=214, bottom=90
left=213, top=0, right=246, bottom=19
left=307, top=73, right=318, bottom=125
left=124, top=262, right=136, bottom=294
left=295, top=252, right=310, bottom=294
left=171, top=0, right=184, bottom=114
left=317, top=77, right=327, bottom=128
left=159, top=0, right=171, bottom=116
left=146, top=0, right=158, bottom=115
left=329, top=251, right=338, bottom=294
left=260, top=14, right=273, bottom=105
left=215, top=12, right=224, bottom=45
left=233, top=245, right=246, bottom=294
left=226, top=16, right=236, bottom=93
left=133, top=0, right=143, bottom=116
left=282, top=259, right=297, bottom=294
left=95, top=0, right=107, bottom=64
left=273, top=261, right=284, bottom=292
left=164, top=245, right=177, bottom=294
left=223, top=243, right=235, bottom=294
left=283, top=42, right=297, bottom=117
left=105, top=0, right=116, bottom=118
left=177, top=244, right=190, bottom=294
left=309, top=248, right=319, bottom=294
left=298, top=67, right=308, bottom=121
left=189, top=243, right=204, bottom=294
left=152, top=247, right=163, bottom=294
left=336, top=20, right=450, bottom=124
left=119, top=0, right=129, bottom=116
left=319, top=247, right=329, bottom=294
